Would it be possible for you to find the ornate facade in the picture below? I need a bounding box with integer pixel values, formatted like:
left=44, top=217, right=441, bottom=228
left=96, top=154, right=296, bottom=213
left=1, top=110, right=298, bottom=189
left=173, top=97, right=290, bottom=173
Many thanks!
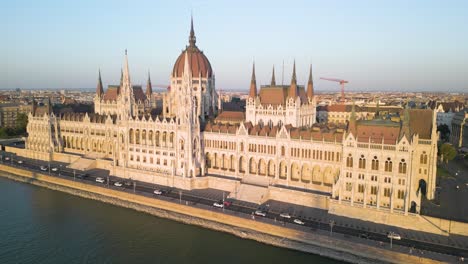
left=25, top=18, right=438, bottom=216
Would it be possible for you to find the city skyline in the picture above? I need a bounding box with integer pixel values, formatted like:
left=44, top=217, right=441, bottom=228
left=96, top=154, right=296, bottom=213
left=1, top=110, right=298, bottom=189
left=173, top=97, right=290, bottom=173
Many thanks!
left=2, top=0, right=468, bottom=92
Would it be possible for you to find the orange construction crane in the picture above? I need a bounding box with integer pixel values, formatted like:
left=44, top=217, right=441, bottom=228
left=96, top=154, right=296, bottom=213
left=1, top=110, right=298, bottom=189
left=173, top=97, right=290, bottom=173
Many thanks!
left=320, top=77, right=348, bottom=103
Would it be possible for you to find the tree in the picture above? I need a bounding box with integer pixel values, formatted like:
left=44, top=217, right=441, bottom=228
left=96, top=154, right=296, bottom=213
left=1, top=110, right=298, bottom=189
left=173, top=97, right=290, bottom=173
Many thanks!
left=440, top=143, right=456, bottom=163
left=437, top=124, right=450, bottom=142
left=15, top=113, right=28, bottom=135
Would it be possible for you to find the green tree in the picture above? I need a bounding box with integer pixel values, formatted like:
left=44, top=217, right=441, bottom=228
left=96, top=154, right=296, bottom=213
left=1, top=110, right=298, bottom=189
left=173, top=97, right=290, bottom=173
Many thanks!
left=15, top=113, right=28, bottom=135
left=437, top=124, right=450, bottom=142
left=0, top=127, right=8, bottom=139
left=440, top=143, right=456, bottom=163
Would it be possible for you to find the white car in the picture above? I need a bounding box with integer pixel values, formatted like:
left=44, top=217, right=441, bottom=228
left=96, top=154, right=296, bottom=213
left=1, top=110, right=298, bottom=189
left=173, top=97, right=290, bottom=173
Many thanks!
left=95, top=177, right=105, bottom=183
left=40, top=166, right=48, bottom=171
left=51, top=167, right=58, bottom=172
left=17, top=160, right=23, bottom=164
left=4, top=157, right=10, bottom=161
left=153, top=189, right=163, bottom=195
left=279, top=212, right=291, bottom=219
left=114, top=182, right=123, bottom=187
left=387, top=232, right=401, bottom=240
left=213, top=201, right=224, bottom=208
left=294, top=219, right=305, bottom=225
left=254, top=210, right=266, bottom=217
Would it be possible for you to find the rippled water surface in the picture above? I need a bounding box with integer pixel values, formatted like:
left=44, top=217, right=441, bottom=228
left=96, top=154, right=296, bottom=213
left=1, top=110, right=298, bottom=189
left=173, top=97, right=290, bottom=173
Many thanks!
left=0, top=176, right=343, bottom=264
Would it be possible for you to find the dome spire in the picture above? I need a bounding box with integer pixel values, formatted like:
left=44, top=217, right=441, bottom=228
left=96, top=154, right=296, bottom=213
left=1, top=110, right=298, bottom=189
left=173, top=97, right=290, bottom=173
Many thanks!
left=189, top=15, right=196, bottom=47
left=249, top=62, right=257, bottom=98
left=271, top=65, right=276, bottom=86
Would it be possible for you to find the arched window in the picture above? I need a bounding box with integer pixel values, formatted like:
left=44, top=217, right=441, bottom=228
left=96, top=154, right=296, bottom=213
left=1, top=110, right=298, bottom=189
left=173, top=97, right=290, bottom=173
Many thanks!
left=420, top=152, right=428, bottom=164
left=359, top=155, right=366, bottom=169
left=385, top=158, right=393, bottom=172
left=346, top=154, right=353, bottom=168
left=371, top=156, right=379, bottom=170
left=398, top=159, right=407, bottom=174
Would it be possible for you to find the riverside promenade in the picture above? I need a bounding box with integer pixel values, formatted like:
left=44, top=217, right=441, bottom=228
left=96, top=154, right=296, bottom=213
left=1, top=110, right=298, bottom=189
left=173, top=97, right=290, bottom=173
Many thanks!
left=0, top=161, right=461, bottom=264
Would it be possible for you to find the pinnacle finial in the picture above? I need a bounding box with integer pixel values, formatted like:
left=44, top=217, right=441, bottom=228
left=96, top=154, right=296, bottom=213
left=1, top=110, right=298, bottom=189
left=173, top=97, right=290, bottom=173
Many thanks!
left=271, top=65, right=276, bottom=86
left=249, top=62, right=257, bottom=98
left=307, top=64, right=314, bottom=98
left=291, top=60, right=297, bottom=83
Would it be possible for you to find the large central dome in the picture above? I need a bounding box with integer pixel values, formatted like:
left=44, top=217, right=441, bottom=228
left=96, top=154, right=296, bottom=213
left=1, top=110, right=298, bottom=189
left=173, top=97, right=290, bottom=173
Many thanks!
left=172, top=18, right=213, bottom=78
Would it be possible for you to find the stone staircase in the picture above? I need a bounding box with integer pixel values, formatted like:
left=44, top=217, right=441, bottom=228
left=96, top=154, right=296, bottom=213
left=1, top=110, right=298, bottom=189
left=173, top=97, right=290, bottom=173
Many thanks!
left=67, top=157, right=96, bottom=171
left=230, top=183, right=269, bottom=204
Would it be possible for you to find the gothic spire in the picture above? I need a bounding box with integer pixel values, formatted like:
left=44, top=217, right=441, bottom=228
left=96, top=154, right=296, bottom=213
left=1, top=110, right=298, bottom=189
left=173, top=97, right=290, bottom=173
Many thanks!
left=146, top=70, right=152, bottom=98
left=288, top=60, right=298, bottom=98
left=271, top=65, right=276, bottom=86
left=118, top=68, right=123, bottom=94
left=307, top=64, right=314, bottom=99
left=96, top=69, right=104, bottom=97
left=349, top=101, right=357, bottom=135
left=123, top=49, right=130, bottom=87
left=249, top=62, right=257, bottom=98
left=189, top=15, right=196, bottom=47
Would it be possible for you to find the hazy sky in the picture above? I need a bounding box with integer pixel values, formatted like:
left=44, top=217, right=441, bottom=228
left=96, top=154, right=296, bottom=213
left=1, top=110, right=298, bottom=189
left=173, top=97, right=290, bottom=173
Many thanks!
left=2, top=0, right=468, bottom=92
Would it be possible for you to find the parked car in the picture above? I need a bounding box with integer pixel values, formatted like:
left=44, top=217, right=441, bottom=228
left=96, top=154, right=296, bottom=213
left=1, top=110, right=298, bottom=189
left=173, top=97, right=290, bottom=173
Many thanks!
left=51, top=167, right=58, bottom=172
left=359, top=233, right=370, bottom=239
left=279, top=212, right=291, bottom=219
left=223, top=200, right=232, bottom=207
left=387, top=232, right=401, bottom=240
left=154, top=189, right=163, bottom=195
left=4, top=157, right=10, bottom=161
left=40, top=166, right=48, bottom=171
left=17, top=160, right=23, bottom=164
left=114, top=182, right=123, bottom=187
left=293, top=219, right=305, bottom=225
left=124, top=181, right=132, bottom=187
left=254, top=210, right=266, bottom=217
left=95, top=177, right=105, bottom=183
left=213, top=201, right=224, bottom=208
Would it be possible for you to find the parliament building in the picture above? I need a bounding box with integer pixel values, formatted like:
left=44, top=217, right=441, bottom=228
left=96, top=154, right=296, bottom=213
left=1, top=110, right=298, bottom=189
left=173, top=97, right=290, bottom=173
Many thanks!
left=23, top=18, right=438, bottom=219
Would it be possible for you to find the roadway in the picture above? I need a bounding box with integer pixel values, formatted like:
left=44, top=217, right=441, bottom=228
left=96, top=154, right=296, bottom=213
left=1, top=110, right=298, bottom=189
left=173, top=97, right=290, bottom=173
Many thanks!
left=0, top=152, right=466, bottom=261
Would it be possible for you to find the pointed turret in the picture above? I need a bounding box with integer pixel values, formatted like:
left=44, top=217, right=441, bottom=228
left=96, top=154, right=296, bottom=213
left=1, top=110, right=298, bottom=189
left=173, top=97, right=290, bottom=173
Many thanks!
left=249, top=63, right=257, bottom=98
left=96, top=69, right=104, bottom=97
left=307, top=65, right=314, bottom=99
left=122, top=49, right=131, bottom=89
left=288, top=61, right=298, bottom=98
left=348, top=101, right=357, bottom=135
left=271, top=65, right=276, bottom=86
left=400, top=103, right=411, bottom=138
left=146, top=70, right=152, bottom=98
left=47, top=97, right=53, bottom=114
left=118, top=68, right=123, bottom=94
left=189, top=15, right=196, bottom=47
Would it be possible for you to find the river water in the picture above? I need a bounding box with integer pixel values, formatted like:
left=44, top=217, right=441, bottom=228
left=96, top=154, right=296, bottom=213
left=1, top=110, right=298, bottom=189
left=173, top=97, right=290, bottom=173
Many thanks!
left=0, top=176, right=343, bottom=264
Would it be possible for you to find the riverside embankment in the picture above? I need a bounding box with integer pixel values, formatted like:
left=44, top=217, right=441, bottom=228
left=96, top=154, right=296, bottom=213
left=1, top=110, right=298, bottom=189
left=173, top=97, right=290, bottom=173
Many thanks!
left=0, top=164, right=445, bottom=264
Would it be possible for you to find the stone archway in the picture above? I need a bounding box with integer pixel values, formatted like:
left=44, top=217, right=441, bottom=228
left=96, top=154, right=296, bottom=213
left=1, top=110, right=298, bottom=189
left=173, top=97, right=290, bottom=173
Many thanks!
left=417, top=179, right=427, bottom=197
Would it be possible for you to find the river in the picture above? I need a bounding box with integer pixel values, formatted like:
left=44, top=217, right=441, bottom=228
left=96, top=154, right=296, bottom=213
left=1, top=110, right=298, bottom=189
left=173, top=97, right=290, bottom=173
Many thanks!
left=0, top=176, right=344, bottom=264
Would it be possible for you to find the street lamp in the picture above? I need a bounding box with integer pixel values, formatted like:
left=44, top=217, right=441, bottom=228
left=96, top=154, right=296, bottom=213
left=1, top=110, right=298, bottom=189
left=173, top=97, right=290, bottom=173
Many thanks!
left=179, top=190, right=182, bottom=204
left=73, top=169, right=76, bottom=181
left=329, top=220, right=335, bottom=236
left=59, top=164, right=62, bottom=177
left=388, top=231, right=395, bottom=249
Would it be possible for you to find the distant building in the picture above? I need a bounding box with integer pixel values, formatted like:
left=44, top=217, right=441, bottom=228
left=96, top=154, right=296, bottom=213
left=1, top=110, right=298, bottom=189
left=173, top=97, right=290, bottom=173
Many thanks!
left=427, top=101, right=465, bottom=131
left=0, top=103, right=33, bottom=128
left=451, top=109, right=468, bottom=150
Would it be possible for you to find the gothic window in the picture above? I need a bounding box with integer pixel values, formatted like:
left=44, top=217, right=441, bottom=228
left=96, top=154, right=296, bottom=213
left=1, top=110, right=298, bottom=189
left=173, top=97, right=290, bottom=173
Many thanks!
left=346, top=182, right=352, bottom=191
left=371, top=156, right=379, bottom=170
left=370, top=186, right=377, bottom=195
left=398, top=159, right=407, bottom=174
left=420, top=152, right=428, bottom=164
left=383, top=188, right=391, bottom=197
left=359, top=155, right=366, bottom=169
left=358, top=184, right=364, bottom=193
left=397, top=190, right=405, bottom=199
left=346, top=154, right=353, bottom=168
left=385, top=158, right=393, bottom=172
